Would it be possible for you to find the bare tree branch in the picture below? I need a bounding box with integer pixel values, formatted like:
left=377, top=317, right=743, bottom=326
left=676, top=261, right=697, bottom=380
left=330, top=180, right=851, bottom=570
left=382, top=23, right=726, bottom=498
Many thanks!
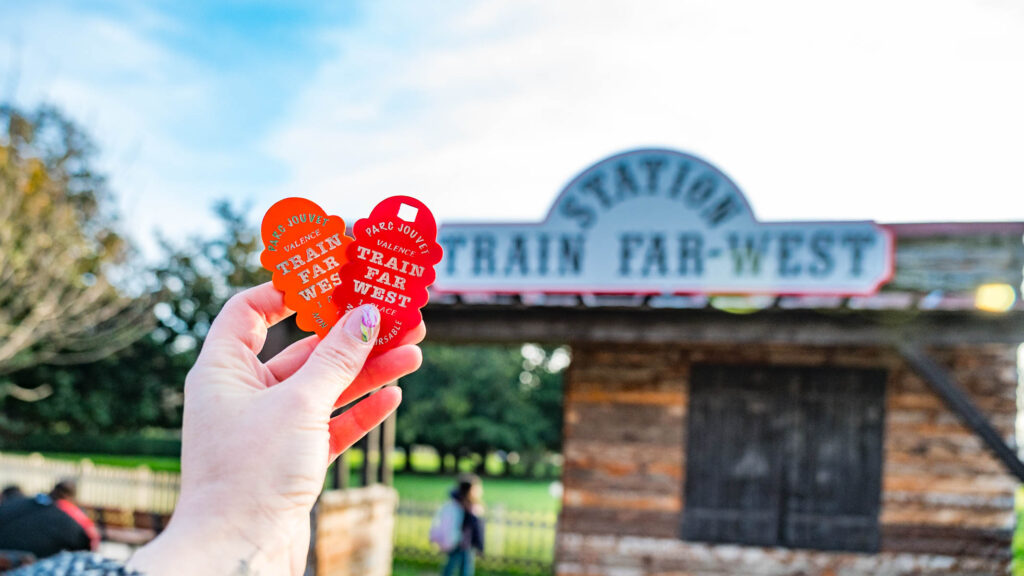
left=0, top=104, right=152, bottom=375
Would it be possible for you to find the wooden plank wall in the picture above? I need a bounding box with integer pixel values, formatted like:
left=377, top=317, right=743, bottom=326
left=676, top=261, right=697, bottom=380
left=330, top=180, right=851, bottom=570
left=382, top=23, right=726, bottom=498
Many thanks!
left=558, top=342, right=1019, bottom=576
left=886, top=231, right=1024, bottom=293
left=881, top=346, right=1017, bottom=558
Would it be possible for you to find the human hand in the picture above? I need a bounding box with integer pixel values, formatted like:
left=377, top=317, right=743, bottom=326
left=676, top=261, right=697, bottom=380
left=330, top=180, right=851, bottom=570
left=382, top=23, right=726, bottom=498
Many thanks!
left=129, top=283, right=423, bottom=575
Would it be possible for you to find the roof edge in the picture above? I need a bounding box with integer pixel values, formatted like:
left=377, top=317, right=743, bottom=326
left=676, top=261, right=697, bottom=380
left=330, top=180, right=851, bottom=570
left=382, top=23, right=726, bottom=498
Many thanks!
left=882, top=221, right=1024, bottom=237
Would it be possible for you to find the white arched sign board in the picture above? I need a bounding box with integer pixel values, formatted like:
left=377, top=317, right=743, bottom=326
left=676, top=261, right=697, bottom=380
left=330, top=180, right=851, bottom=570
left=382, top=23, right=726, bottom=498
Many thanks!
left=435, top=149, right=893, bottom=296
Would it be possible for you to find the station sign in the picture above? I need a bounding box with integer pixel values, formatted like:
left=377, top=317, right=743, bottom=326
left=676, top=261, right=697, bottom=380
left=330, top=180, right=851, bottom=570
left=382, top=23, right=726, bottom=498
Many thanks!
left=434, top=149, right=893, bottom=296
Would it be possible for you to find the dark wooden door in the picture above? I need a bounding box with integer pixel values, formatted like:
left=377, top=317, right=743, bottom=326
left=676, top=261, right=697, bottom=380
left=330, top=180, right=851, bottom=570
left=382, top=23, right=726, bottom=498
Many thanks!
left=682, top=364, right=886, bottom=552
left=682, top=365, right=786, bottom=546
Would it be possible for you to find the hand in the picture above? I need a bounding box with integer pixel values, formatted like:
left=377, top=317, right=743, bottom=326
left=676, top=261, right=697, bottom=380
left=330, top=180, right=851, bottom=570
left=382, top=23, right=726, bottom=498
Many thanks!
left=129, top=282, right=423, bottom=575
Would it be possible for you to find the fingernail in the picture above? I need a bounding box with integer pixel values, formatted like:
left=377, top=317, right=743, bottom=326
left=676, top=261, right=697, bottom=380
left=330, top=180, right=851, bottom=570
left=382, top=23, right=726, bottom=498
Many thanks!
left=345, top=304, right=380, bottom=344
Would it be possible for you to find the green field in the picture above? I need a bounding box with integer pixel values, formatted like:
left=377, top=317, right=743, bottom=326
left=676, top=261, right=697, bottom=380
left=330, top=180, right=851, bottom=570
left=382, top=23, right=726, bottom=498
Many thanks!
left=393, top=475, right=558, bottom=513
left=11, top=452, right=183, bottom=472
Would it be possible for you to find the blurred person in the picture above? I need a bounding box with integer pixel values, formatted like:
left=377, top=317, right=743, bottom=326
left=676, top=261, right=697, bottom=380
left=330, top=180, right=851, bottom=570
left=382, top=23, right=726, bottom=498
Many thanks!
left=0, top=484, right=34, bottom=570
left=0, top=479, right=98, bottom=559
left=1, top=484, right=25, bottom=504
left=431, top=474, right=485, bottom=576
left=7, top=283, right=422, bottom=575
left=50, top=480, right=101, bottom=552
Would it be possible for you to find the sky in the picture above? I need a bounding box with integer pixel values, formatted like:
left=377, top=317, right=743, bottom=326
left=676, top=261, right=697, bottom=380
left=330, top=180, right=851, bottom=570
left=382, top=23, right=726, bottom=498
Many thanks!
left=2, top=0, right=1023, bottom=256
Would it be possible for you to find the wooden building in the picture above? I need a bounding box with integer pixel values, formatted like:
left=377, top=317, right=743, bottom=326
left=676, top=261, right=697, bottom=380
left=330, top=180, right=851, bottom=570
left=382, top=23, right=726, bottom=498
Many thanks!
left=424, top=149, right=1024, bottom=575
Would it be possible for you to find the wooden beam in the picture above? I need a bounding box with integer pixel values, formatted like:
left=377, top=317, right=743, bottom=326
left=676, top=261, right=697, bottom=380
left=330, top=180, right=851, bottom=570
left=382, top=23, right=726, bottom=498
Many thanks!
left=899, top=345, right=1024, bottom=483
left=332, top=453, right=349, bottom=490
left=422, top=306, right=1024, bottom=346
left=379, top=408, right=396, bottom=487
left=360, top=424, right=381, bottom=486
left=304, top=502, right=318, bottom=576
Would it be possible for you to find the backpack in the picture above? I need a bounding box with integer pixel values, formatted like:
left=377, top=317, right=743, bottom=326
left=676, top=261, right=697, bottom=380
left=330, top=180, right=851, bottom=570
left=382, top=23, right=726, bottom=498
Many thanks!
left=429, top=501, right=464, bottom=552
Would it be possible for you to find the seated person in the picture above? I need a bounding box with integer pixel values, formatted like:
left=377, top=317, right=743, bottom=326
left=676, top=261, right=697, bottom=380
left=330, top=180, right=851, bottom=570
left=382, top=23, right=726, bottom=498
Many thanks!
left=1, top=484, right=25, bottom=504
left=0, top=479, right=99, bottom=559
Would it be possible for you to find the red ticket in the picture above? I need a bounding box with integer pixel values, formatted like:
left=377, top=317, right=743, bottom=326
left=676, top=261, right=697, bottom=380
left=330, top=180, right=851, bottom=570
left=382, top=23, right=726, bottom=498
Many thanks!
left=260, top=197, right=352, bottom=337
left=333, top=196, right=442, bottom=354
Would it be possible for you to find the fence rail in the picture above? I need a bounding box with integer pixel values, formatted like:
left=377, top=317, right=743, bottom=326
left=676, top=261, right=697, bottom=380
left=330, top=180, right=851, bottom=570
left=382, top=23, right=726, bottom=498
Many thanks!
left=0, top=452, right=179, bottom=513
left=394, top=500, right=556, bottom=575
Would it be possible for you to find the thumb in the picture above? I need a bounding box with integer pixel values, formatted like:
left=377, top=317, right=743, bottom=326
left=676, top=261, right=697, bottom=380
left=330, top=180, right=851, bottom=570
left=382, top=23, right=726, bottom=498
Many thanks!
left=289, top=304, right=381, bottom=401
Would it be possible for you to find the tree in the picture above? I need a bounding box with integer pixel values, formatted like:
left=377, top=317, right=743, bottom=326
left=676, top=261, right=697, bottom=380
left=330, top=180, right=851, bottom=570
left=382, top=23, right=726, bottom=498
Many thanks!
left=396, top=343, right=567, bottom=475
left=0, top=104, right=152, bottom=377
left=151, top=201, right=269, bottom=354
left=1, top=200, right=268, bottom=439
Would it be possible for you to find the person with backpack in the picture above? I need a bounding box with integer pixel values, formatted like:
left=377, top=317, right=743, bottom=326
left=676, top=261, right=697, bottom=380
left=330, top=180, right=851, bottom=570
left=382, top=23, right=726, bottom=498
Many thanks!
left=430, top=475, right=485, bottom=576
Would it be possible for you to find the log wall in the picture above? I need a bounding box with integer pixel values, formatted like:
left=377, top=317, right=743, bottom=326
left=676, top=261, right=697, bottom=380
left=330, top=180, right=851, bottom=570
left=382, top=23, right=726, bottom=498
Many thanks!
left=558, top=342, right=1019, bottom=575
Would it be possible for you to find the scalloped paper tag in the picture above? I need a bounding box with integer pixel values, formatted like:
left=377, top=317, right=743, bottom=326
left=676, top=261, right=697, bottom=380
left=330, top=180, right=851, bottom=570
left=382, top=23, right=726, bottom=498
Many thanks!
left=260, top=197, right=352, bottom=337
left=333, top=196, right=442, bottom=354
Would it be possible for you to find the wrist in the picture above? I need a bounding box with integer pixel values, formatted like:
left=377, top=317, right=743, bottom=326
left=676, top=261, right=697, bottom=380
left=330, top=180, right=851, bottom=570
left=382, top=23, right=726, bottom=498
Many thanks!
left=128, top=509, right=270, bottom=576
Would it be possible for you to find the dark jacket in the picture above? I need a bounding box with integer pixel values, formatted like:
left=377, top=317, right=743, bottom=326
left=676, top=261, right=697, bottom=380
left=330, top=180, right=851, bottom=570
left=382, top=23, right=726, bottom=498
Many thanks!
left=461, top=507, right=484, bottom=553
left=0, top=495, right=93, bottom=559
left=449, top=489, right=484, bottom=554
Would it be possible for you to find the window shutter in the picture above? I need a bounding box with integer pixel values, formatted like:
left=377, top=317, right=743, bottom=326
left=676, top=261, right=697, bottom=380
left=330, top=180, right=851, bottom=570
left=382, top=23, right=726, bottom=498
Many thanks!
left=683, top=364, right=885, bottom=553
left=782, top=368, right=885, bottom=552
left=682, top=365, right=785, bottom=547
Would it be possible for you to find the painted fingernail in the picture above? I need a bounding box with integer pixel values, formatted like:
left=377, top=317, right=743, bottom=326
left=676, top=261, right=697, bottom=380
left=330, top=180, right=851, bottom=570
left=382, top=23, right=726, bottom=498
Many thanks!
left=345, top=304, right=380, bottom=344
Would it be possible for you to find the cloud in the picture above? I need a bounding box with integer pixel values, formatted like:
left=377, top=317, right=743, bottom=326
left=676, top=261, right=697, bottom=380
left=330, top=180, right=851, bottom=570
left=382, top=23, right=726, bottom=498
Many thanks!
left=1, top=3, right=236, bottom=255
left=266, top=0, right=1024, bottom=226
left=4, top=0, right=1022, bottom=260
left=0, top=1, right=342, bottom=256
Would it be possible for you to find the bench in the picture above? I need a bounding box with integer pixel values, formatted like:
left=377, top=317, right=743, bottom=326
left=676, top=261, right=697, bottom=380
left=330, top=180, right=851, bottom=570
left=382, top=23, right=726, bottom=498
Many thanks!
left=82, top=506, right=172, bottom=547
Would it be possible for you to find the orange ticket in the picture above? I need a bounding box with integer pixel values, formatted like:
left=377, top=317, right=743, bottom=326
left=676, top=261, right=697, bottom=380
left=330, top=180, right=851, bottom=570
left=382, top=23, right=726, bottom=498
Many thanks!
left=260, top=197, right=352, bottom=337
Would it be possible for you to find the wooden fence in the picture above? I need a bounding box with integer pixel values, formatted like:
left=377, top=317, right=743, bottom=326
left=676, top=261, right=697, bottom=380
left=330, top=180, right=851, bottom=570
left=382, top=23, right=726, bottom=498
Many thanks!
left=0, top=452, right=179, bottom=513
left=393, top=500, right=556, bottom=575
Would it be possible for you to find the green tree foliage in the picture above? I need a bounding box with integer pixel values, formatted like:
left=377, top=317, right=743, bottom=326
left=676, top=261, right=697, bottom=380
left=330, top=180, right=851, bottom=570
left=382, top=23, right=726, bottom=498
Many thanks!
left=1, top=201, right=268, bottom=437
left=397, top=343, right=566, bottom=472
left=0, top=104, right=152, bottom=377
left=2, top=336, right=193, bottom=435
left=2, top=133, right=567, bottom=464
left=151, top=201, right=269, bottom=353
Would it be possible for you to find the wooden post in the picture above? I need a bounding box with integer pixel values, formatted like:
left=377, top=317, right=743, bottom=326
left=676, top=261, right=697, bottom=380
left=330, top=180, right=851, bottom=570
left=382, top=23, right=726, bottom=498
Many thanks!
left=304, top=500, right=318, bottom=576
left=331, top=454, right=349, bottom=490
left=361, top=425, right=381, bottom=486
left=379, top=407, right=396, bottom=486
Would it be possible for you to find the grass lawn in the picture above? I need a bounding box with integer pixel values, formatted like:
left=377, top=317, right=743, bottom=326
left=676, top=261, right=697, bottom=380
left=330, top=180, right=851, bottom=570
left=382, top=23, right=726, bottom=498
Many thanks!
left=392, top=562, right=434, bottom=576
left=393, top=474, right=559, bottom=513
left=392, top=559, right=545, bottom=576
left=8, top=451, right=183, bottom=472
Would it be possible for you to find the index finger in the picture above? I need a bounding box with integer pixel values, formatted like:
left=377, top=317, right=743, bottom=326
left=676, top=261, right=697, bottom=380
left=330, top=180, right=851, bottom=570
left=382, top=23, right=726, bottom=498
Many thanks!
left=204, top=282, right=295, bottom=355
